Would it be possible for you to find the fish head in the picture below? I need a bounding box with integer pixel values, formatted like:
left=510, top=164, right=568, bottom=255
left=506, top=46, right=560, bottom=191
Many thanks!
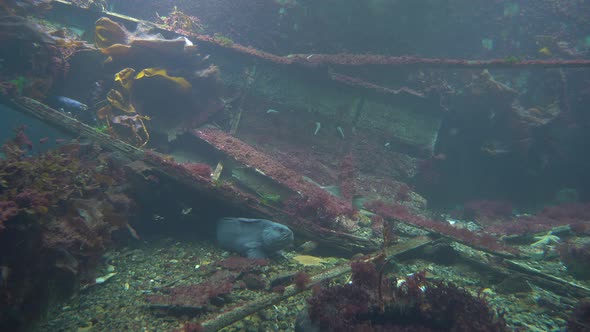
left=261, top=222, right=294, bottom=252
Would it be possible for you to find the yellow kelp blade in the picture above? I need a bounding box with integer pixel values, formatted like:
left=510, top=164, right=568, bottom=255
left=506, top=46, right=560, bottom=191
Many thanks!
left=135, top=68, right=191, bottom=92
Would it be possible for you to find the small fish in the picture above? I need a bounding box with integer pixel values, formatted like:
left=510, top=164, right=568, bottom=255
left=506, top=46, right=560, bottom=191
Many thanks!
left=49, top=96, right=96, bottom=124
left=39, top=137, right=49, bottom=144
left=481, top=141, right=510, bottom=156
left=483, top=147, right=510, bottom=155
left=55, top=138, right=67, bottom=144
left=54, top=96, right=88, bottom=113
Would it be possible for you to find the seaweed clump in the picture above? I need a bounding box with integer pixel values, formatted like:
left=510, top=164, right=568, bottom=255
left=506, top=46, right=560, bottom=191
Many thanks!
left=300, top=261, right=508, bottom=332
left=157, top=6, right=204, bottom=34
left=0, top=127, right=133, bottom=330
left=146, top=270, right=236, bottom=314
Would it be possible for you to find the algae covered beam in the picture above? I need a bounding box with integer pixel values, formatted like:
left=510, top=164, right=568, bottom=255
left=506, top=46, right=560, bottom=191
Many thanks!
left=285, top=54, right=590, bottom=69
left=1, top=96, right=379, bottom=255
left=49, top=1, right=590, bottom=70
left=2, top=96, right=143, bottom=159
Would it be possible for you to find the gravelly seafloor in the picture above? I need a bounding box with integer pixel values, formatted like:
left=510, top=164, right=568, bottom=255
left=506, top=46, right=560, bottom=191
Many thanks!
left=34, top=236, right=584, bottom=332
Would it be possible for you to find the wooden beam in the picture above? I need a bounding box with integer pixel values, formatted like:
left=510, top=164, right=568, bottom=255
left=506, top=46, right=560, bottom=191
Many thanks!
left=1, top=96, right=379, bottom=254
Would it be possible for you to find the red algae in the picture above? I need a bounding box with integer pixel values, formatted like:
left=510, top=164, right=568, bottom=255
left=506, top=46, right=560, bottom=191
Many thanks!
left=181, top=162, right=212, bottom=178
left=338, top=153, right=356, bottom=202
left=482, top=202, right=590, bottom=236
left=271, top=285, right=286, bottom=294
left=365, top=200, right=516, bottom=254
left=462, top=199, right=513, bottom=222
left=194, top=128, right=355, bottom=225
left=293, top=272, right=311, bottom=290
left=146, top=270, right=237, bottom=309
left=194, top=128, right=305, bottom=190
left=305, top=262, right=509, bottom=331
left=178, top=30, right=590, bottom=69
left=142, top=150, right=212, bottom=184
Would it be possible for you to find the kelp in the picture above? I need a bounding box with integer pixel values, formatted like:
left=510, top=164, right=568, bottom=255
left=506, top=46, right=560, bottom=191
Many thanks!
left=94, top=17, right=129, bottom=49
left=98, top=67, right=191, bottom=147
left=134, top=68, right=191, bottom=92
left=98, top=67, right=150, bottom=147
left=94, top=17, right=194, bottom=61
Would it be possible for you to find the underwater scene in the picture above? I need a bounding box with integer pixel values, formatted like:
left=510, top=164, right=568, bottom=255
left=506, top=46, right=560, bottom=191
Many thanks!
left=1, top=0, right=590, bottom=331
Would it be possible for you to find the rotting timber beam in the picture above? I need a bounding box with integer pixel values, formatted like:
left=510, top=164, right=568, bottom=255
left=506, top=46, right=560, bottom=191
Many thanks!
left=1, top=96, right=379, bottom=255
left=50, top=1, right=590, bottom=70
